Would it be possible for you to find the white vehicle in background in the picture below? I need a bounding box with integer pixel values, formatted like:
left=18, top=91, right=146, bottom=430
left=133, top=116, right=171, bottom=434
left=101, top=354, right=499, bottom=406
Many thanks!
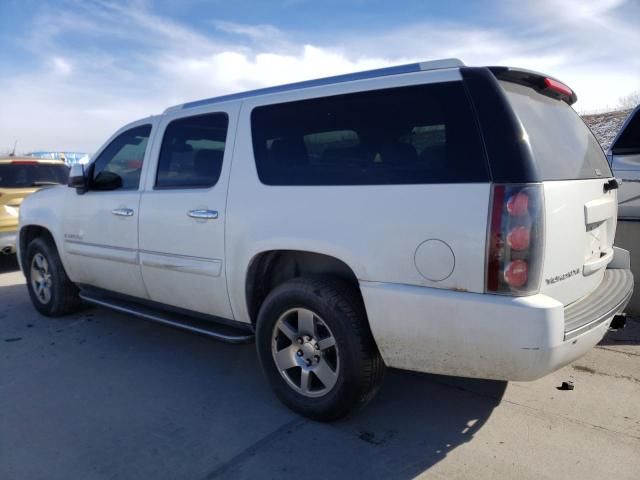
left=608, top=105, right=640, bottom=314
left=17, top=59, right=634, bottom=420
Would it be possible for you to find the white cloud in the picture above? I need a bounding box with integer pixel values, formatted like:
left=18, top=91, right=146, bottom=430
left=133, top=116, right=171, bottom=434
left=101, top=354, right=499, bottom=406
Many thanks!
left=214, top=21, right=285, bottom=42
left=51, top=56, right=72, bottom=76
left=0, top=0, right=638, bottom=153
left=157, top=45, right=392, bottom=102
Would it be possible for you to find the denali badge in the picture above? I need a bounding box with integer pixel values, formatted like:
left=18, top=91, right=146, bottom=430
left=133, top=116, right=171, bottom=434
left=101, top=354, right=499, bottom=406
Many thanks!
left=545, top=268, right=580, bottom=285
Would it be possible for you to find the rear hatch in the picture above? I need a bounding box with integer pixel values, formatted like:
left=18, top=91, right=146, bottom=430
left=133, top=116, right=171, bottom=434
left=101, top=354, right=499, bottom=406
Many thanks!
left=0, top=160, right=69, bottom=230
left=499, top=78, right=618, bottom=306
left=607, top=105, right=640, bottom=220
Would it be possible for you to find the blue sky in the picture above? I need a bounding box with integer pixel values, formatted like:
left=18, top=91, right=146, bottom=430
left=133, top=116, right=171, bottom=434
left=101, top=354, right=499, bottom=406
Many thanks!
left=1, top=0, right=638, bottom=153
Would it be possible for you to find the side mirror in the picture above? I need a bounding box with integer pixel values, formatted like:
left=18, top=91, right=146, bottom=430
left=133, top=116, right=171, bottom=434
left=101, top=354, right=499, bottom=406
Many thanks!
left=68, top=164, right=88, bottom=194
left=92, top=171, right=123, bottom=191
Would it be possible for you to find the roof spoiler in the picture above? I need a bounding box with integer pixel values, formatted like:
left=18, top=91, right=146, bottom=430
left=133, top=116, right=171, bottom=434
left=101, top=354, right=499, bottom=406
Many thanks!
left=489, top=66, right=578, bottom=105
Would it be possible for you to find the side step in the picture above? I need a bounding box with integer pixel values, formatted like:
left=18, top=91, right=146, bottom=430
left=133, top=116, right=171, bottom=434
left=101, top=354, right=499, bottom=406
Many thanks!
left=79, top=292, right=254, bottom=344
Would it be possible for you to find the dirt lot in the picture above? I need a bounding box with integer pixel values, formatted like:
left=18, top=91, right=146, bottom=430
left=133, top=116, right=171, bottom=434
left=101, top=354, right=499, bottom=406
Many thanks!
left=1, top=254, right=639, bottom=479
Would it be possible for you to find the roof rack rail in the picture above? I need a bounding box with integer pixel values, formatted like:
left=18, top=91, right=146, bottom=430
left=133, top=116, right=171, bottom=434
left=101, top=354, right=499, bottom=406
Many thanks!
left=165, top=58, right=464, bottom=112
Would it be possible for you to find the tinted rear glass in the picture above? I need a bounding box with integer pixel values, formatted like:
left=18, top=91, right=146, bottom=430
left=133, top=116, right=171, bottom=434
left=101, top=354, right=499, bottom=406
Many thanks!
left=500, top=81, right=612, bottom=180
left=251, top=82, right=488, bottom=185
left=0, top=163, right=69, bottom=188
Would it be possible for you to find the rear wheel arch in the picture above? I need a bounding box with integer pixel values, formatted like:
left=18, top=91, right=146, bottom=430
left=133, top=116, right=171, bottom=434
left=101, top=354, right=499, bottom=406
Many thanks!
left=244, top=250, right=363, bottom=327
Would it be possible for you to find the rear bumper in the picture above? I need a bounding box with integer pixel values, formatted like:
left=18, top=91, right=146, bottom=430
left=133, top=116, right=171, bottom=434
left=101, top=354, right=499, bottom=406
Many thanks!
left=564, top=269, right=633, bottom=339
left=361, top=268, right=634, bottom=382
left=0, top=230, right=17, bottom=254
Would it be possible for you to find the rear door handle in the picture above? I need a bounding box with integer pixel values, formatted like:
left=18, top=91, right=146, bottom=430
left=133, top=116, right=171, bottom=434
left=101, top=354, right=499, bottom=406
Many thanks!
left=188, top=209, right=218, bottom=220
left=112, top=208, right=134, bottom=217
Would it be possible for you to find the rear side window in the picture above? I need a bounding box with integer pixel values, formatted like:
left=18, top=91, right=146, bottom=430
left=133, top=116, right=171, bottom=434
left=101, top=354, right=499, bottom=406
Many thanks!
left=156, top=113, right=229, bottom=189
left=0, top=162, right=69, bottom=188
left=500, top=81, right=612, bottom=180
left=251, top=82, right=488, bottom=185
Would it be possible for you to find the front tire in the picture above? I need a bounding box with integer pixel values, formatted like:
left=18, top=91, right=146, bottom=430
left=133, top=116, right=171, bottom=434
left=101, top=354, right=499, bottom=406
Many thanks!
left=25, top=237, right=82, bottom=316
left=256, top=276, right=385, bottom=421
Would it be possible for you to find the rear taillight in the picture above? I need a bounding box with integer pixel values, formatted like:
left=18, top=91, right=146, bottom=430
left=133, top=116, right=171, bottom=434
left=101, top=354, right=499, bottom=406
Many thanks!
left=486, top=184, right=544, bottom=295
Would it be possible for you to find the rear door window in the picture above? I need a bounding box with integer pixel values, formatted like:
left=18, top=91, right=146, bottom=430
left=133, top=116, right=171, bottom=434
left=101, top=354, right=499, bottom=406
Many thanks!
left=156, top=113, right=229, bottom=189
left=0, top=162, right=69, bottom=188
left=500, top=81, right=612, bottom=180
left=251, top=82, right=488, bottom=185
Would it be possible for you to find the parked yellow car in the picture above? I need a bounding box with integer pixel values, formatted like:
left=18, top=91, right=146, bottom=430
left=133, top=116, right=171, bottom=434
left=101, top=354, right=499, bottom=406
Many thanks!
left=0, top=157, right=69, bottom=254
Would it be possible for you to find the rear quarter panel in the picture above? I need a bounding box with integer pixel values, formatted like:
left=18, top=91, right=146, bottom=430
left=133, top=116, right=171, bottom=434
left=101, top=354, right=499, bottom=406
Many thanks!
left=224, top=70, right=491, bottom=324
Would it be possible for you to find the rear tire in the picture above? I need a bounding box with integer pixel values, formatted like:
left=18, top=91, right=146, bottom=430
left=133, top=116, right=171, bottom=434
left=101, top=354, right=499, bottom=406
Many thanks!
left=256, top=276, right=385, bottom=421
left=25, top=237, right=82, bottom=317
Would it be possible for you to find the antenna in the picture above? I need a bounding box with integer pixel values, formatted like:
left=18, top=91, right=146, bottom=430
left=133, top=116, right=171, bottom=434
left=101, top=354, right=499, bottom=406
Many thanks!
left=9, top=140, right=17, bottom=157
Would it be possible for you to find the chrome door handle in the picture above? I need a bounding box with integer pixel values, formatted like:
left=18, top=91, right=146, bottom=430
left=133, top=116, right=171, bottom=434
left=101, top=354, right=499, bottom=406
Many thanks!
left=188, top=209, right=218, bottom=220
left=112, top=208, right=134, bottom=217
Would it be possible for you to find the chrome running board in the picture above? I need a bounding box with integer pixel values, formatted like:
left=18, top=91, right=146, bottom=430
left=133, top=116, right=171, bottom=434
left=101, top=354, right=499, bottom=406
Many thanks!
left=80, top=292, right=254, bottom=344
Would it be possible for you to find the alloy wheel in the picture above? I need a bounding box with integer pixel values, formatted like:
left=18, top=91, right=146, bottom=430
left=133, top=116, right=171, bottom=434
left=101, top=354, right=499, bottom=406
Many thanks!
left=271, top=308, right=340, bottom=398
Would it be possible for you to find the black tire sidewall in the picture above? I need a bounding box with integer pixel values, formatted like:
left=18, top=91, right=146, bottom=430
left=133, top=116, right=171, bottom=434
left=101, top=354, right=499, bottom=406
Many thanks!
left=25, top=238, right=64, bottom=316
left=256, top=278, right=372, bottom=420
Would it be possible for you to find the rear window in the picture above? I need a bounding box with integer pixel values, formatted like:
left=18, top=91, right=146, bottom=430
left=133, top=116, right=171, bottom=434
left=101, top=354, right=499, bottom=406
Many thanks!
left=0, top=163, right=69, bottom=188
left=500, top=81, right=612, bottom=180
left=251, top=82, right=488, bottom=185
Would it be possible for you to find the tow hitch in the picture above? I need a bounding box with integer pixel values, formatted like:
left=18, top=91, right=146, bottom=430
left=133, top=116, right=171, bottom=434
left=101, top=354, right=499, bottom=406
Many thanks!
left=609, top=314, right=627, bottom=331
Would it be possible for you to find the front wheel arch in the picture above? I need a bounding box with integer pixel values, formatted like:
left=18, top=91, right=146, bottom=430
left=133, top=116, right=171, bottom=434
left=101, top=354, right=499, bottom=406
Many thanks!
left=24, top=234, right=82, bottom=317
left=19, top=225, right=57, bottom=275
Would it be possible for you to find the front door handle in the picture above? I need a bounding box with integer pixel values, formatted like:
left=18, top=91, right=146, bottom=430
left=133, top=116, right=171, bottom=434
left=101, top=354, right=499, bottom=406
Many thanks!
left=188, top=209, right=219, bottom=220
left=112, top=208, right=134, bottom=217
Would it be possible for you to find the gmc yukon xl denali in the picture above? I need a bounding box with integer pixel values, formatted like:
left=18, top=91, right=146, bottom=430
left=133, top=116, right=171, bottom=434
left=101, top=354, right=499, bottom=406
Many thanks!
left=17, top=59, right=634, bottom=420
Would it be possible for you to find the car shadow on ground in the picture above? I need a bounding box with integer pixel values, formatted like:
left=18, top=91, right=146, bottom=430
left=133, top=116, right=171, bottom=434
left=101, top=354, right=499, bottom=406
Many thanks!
left=599, top=315, right=640, bottom=346
left=205, top=370, right=508, bottom=479
left=0, top=280, right=507, bottom=480
left=0, top=254, right=19, bottom=274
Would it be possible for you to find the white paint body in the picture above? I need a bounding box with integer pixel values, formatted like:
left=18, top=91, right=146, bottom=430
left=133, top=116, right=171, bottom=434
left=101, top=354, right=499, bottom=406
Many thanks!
left=17, top=66, right=632, bottom=381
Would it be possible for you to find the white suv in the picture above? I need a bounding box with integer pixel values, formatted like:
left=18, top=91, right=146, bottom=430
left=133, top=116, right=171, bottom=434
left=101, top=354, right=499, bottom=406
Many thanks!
left=17, top=59, right=634, bottom=420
